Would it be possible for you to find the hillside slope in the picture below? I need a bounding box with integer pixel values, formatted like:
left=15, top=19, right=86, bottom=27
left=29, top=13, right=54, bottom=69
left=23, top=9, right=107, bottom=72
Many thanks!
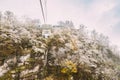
left=0, top=11, right=120, bottom=80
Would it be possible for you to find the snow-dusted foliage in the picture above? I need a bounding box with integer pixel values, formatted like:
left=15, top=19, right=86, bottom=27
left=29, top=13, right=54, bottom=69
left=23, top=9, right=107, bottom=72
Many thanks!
left=0, top=11, right=120, bottom=80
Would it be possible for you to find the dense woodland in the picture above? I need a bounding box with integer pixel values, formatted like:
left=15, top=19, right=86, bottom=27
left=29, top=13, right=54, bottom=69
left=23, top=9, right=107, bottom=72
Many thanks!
left=0, top=11, right=120, bottom=80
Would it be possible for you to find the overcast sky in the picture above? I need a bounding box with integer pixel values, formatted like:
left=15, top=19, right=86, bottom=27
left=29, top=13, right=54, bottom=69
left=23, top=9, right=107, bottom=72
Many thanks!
left=0, top=0, right=120, bottom=50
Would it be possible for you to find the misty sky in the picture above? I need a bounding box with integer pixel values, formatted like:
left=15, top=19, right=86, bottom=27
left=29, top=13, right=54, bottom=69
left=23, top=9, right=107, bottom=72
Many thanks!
left=0, top=0, right=120, bottom=50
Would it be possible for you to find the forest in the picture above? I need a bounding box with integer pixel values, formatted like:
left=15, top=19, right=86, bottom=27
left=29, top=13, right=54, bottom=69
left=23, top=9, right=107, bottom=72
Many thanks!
left=0, top=11, right=120, bottom=80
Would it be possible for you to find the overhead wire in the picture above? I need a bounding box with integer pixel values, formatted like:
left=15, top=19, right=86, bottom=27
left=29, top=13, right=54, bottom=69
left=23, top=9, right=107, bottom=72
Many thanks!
left=39, top=0, right=46, bottom=24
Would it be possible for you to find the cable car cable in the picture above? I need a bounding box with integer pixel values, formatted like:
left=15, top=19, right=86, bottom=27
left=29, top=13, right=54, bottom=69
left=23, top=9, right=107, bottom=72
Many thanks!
left=39, top=0, right=46, bottom=24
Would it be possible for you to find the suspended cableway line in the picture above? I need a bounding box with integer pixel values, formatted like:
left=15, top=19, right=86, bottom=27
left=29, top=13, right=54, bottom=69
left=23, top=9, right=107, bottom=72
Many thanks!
left=39, top=0, right=47, bottom=24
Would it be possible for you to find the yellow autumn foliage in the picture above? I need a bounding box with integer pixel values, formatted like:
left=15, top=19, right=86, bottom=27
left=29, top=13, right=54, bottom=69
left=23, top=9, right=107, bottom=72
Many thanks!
left=61, top=67, right=68, bottom=73
left=61, top=60, right=77, bottom=74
